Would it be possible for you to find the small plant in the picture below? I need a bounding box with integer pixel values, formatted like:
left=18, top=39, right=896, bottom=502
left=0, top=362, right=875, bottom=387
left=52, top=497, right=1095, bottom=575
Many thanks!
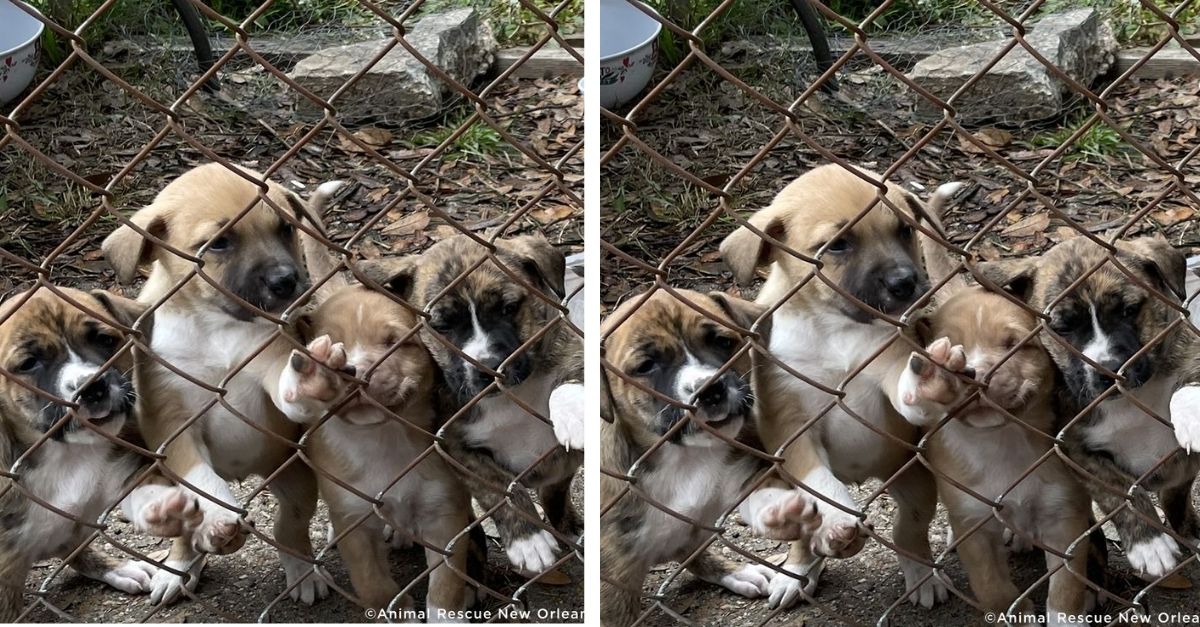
left=412, top=116, right=511, bottom=162
left=1033, top=116, right=1127, bottom=161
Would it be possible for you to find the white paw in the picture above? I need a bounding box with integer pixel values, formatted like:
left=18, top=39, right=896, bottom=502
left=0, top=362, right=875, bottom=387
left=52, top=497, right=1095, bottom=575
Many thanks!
left=148, top=558, right=202, bottom=605
left=767, top=559, right=822, bottom=609
left=281, top=554, right=330, bottom=605
left=505, top=530, right=560, bottom=573
left=101, top=560, right=156, bottom=594
left=548, top=383, right=585, bottom=451
left=718, top=564, right=774, bottom=598
left=1125, top=534, right=1181, bottom=577
left=811, top=511, right=863, bottom=558
left=131, top=486, right=201, bottom=538
left=899, top=558, right=948, bottom=608
left=192, top=510, right=245, bottom=555
left=1170, top=386, right=1200, bottom=453
left=896, top=338, right=969, bottom=427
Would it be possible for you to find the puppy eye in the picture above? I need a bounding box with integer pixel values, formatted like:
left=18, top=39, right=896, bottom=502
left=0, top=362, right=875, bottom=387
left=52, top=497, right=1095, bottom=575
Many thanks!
left=1003, top=336, right=1019, bottom=351
left=1123, top=302, right=1141, bottom=318
left=714, top=334, right=738, bottom=351
left=501, top=299, right=522, bottom=316
left=1050, top=310, right=1081, bottom=333
left=13, top=356, right=39, bottom=374
left=899, top=224, right=915, bottom=240
left=279, top=221, right=294, bottom=238
left=207, top=236, right=232, bottom=252
left=94, top=332, right=119, bottom=350
left=825, top=238, right=851, bottom=253
left=630, top=359, right=657, bottom=377
left=384, top=334, right=399, bottom=347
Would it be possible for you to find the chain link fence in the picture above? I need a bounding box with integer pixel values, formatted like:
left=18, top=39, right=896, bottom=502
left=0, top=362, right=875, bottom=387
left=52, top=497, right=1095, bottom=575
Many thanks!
left=601, top=0, right=1200, bottom=625
left=0, top=0, right=583, bottom=621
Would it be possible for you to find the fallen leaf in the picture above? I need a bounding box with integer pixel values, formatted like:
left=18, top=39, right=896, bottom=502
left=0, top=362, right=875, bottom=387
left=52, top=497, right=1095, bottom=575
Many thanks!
left=530, top=205, right=574, bottom=224
left=381, top=210, right=430, bottom=236
left=958, top=128, right=1013, bottom=153
left=1001, top=212, right=1050, bottom=238
left=1151, top=206, right=1195, bottom=226
left=337, top=127, right=394, bottom=153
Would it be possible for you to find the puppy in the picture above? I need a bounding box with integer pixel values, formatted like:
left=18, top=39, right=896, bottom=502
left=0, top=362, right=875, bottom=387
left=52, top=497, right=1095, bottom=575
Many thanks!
left=273, top=284, right=474, bottom=619
left=977, top=236, right=1200, bottom=581
left=101, top=163, right=335, bottom=604
left=896, top=285, right=1097, bottom=625
left=600, top=288, right=823, bottom=627
left=361, top=234, right=583, bottom=575
left=720, top=164, right=962, bottom=608
left=0, top=287, right=200, bottom=620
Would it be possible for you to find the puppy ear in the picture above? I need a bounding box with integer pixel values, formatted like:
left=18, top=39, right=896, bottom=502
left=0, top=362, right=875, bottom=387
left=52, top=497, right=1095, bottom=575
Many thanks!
left=707, top=291, right=768, bottom=333
left=507, top=235, right=566, bottom=299
left=102, top=206, right=169, bottom=285
left=974, top=258, right=1037, bottom=303
left=90, top=289, right=153, bottom=337
left=1120, top=237, right=1186, bottom=302
left=357, top=256, right=418, bottom=301
left=600, top=361, right=615, bottom=423
left=720, top=210, right=786, bottom=286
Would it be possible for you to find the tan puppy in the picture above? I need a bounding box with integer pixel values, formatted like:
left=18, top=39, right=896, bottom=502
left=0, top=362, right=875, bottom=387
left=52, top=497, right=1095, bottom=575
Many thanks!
left=0, top=287, right=200, bottom=620
left=101, top=163, right=336, bottom=605
left=720, top=164, right=962, bottom=608
left=601, top=289, right=823, bottom=627
left=273, top=285, right=474, bottom=620
left=897, top=287, right=1097, bottom=625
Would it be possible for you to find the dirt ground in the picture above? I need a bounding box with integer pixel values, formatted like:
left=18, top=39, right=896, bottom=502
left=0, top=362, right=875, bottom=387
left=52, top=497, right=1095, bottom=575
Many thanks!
left=2, top=18, right=583, bottom=626
left=600, top=35, right=1200, bottom=627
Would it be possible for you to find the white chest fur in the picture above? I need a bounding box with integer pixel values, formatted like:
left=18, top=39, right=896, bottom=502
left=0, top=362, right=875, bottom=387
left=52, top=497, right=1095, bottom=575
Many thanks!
left=19, top=440, right=135, bottom=561
left=634, top=441, right=756, bottom=565
left=1078, top=374, right=1181, bottom=476
left=148, top=308, right=283, bottom=479
left=462, top=372, right=561, bottom=473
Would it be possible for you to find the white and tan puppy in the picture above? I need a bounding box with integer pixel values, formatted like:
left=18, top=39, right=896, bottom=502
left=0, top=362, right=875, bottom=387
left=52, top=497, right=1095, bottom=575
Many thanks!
left=720, top=164, right=962, bottom=608
left=101, top=164, right=336, bottom=605
left=274, top=284, right=474, bottom=621
left=0, top=287, right=201, bottom=620
left=897, top=286, right=1099, bottom=626
left=601, top=289, right=823, bottom=627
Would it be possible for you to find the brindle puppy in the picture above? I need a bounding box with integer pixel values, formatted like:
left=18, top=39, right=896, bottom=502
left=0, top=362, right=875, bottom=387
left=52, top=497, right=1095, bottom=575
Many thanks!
left=362, top=234, right=583, bottom=576
left=978, top=236, right=1200, bottom=581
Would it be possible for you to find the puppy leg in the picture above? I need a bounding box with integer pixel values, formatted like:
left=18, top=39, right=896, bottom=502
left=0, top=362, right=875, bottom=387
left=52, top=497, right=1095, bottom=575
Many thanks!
left=888, top=463, right=947, bottom=608
left=951, top=519, right=1025, bottom=617
left=148, top=536, right=204, bottom=605
left=1040, top=509, right=1091, bottom=627
left=421, top=491, right=471, bottom=622
left=442, top=439, right=559, bottom=574
left=0, top=551, right=32, bottom=622
left=687, top=550, right=773, bottom=599
left=600, top=532, right=649, bottom=627
left=269, top=461, right=329, bottom=605
left=1162, top=478, right=1200, bottom=550
left=333, top=515, right=403, bottom=611
left=538, top=474, right=582, bottom=539
left=69, top=545, right=155, bottom=595
left=766, top=540, right=823, bottom=610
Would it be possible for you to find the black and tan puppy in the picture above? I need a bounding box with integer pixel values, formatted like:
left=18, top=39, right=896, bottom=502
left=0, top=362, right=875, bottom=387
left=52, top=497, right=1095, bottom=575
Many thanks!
left=101, top=164, right=337, bottom=604
left=362, top=234, right=583, bottom=575
left=719, top=164, right=961, bottom=608
left=977, top=236, right=1200, bottom=581
left=601, top=288, right=823, bottom=627
left=0, top=287, right=200, bottom=620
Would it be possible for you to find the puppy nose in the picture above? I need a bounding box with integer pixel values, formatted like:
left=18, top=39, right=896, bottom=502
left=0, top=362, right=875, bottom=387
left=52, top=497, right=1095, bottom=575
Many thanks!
left=882, top=266, right=918, bottom=300
left=78, top=379, right=109, bottom=406
left=695, top=383, right=726, bottom=408
left=262, top=265, right=299, bottom=298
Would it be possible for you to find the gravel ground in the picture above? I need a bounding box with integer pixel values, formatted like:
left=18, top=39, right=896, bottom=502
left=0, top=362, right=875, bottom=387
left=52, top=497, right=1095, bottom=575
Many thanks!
left=21, top=469, right=584, bottom=623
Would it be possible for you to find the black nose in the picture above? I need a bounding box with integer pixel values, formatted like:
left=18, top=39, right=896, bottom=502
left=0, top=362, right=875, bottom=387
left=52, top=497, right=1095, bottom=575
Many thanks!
left=882, top=266, right=918, bottom=300
left=262, top=265, right=299, bottom=298
left=696, top=383, right=726, bottom=408
left=79, top=379, right=109, bottom=406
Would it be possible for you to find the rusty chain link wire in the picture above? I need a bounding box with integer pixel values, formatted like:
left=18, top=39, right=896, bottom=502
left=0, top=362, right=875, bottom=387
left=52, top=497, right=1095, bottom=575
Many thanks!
left=601, top=0, right=1200, bottom=625
left=0, top=0, right=583, bottom=621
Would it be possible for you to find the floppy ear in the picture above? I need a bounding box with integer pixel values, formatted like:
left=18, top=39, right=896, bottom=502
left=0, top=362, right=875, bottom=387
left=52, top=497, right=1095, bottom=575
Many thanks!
left=356, top=256, right=419, bottom=301
left=600, top=360, right=615, bottom=423
left=102, top=205, right=169, bottom=285
left=973, top=257, right=1037, bottom=303
left=1120, top=237, right=1186, bottom=302
left=707, top=291, right=770, bottom=339
left=508, top=235, right=566, bottom=299
left=720, top=209, right=786, bottom=286
left=90, top=289, right=153, bottom=337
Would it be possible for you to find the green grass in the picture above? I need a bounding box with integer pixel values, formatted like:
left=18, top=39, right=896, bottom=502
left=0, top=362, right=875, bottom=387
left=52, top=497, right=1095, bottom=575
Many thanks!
left=411, top=115, right=512, bottom=162
left=1033, top=116, right=1127, bottom=161
left=1039, top=0, right=1200, bottom=45
left=420, top=0, right=582, bottom=46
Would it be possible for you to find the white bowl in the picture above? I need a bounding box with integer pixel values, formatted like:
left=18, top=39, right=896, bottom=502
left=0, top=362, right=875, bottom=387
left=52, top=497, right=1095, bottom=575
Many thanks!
left=0, top=0, right=44, bottom=105
left=600, top=0, right=661, bottom=109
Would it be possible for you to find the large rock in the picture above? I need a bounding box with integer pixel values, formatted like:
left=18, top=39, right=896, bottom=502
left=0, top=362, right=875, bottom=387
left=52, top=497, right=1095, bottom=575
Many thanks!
left=908, top=9, right=1117, bottom=124
left=288, top=8, right=496, bottom=122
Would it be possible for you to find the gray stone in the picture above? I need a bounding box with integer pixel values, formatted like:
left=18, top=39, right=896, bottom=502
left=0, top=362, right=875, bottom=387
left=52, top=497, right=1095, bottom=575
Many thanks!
left=288, top=8, right=496, bottom=122
left=908, top=9, right=1117, bottom=124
